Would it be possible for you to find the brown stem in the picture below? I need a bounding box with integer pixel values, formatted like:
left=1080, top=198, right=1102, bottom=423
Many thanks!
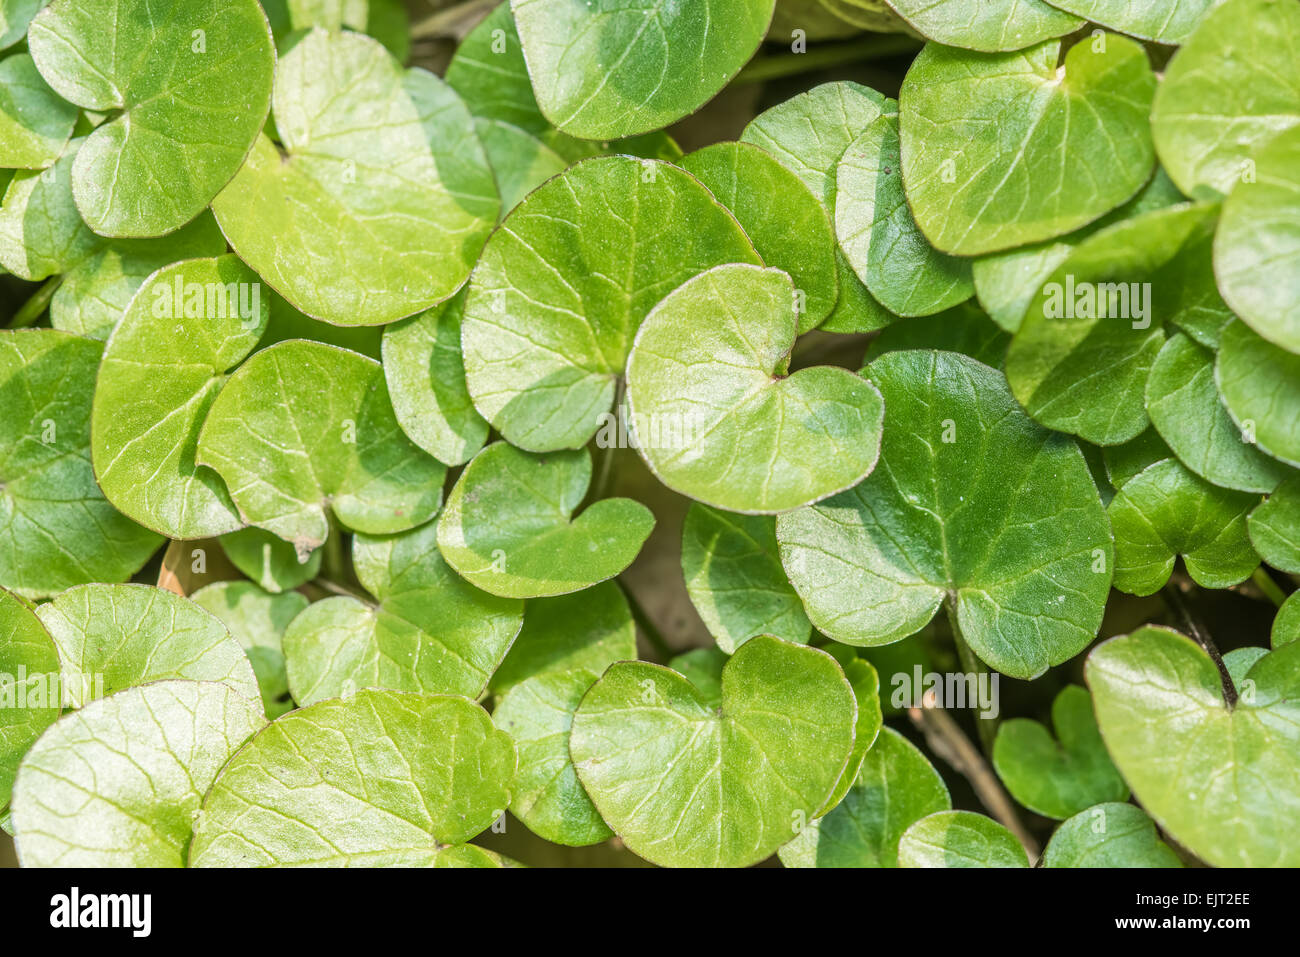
left=1162, top=580, right=1237, bottom=709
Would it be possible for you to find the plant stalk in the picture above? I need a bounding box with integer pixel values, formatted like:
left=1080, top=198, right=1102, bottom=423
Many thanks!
left=1251, top=566, right=1287, bottom=609
left=1163, top=580, right=1237, bottom=709
left=733, top=34, right=921, bottom=86
left=945, top=597, right=999, bottom=754
left=410, top=0, right=497, bottom=40
left=6, top=276, right=61, bottom=328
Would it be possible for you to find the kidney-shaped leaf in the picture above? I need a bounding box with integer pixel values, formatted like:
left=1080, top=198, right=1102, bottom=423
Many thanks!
left=0, top=587, right=61, bottom=808
left=1041, top=802, right=1182, bottom=868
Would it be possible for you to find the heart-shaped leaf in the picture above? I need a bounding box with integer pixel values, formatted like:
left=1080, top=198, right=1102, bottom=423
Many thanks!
left=1249, top=476, right=1300, bottom=575
left=12, top=680, right=265, bottom=866
left=1041, top=802, right=1182, bottom=868
left=196, top=340, right=447, bottom=558
left=35, top=583, right=260, bottom=707
left=92, top=256, right=268, bottom=539
left=1214, top=125, right=1300, bottom=354
left=28, top=0, right=275, bottom=237
left=0, top=587, right=61, bottom=808
left=189, top=689, right=516, bottom=866
left=510, top=0, right=776, bottom=139
left=779, top=726, right=950, bottom=867
left=1044, top=0, right=1223, bottom=43
left=1107, top=459, right=1260, bottom=595
left=1087, top=625, right=1300, bottom=866
left=283, top=519, right=523, bottom=705
left=625, top=264, right=884, bottom=513
left=436, top=442, right=654, bottom=599
left=570, top=634, right=856, bottom=868
left=992, top=684, right=1128, bottom=820
left=0, top=53, right=77, bottom=169
left=884, top=0, right=1080, bottom=51
left=191, top=581, right=307, bottom=719
left=899, top=36, right=1155, bottom=255
left=681, top=503, right=811, bottom=654
left=778, top=349, right=1112, bottom=679
left=0, top=139, right=101, bottom=281
left=1216, top=320, right=1300, bottom=469
left=211, top=28, right=498, bottom=326
left=0, top=330, right=161, bottom=599
left=0, top=0, right=44, bottom=50
left=1150, top=0, right=1300, bottom=199
left=461, top=155, right=759, bottom=452
left=218, top=526, right=322, bottom=594
left=898, top=810, right=1030, bottom=867
left=836, top=110, right=973, bottom=317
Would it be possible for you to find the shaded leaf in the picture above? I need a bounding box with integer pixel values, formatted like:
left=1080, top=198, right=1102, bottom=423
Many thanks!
left=1249, top=475, right=1300, bottom=575
left=0, top=587, right=61, bottom=808
left=219, top=526, right=322, bottom=594
left=1041, top=802, right=1182, bottom=867
left=1216, top=320, right=1300, bottom=469
left=0, top=52, right=77, bottom=169
left=885, top=0, right=1080, bottom=51
left=897, top=810, right=1030, bottom=867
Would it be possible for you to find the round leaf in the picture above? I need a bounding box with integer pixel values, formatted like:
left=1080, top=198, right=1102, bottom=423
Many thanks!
left=897, top=810, right=1030, bottom=867
left=0, top=139, right=102, bottom=281
left=0, top=52, right=77, bottom=169
left=884, top=0, right=1080, bottom=52
left=1249, top=476, right=1300, bottom=575
left=0, top=0, right=45, bottom=51
left=0, top=587, right=61, bottom=808
left=1041, top=802, right=1182, bottom=868
left=1216, top=320, right=1300, bottom=469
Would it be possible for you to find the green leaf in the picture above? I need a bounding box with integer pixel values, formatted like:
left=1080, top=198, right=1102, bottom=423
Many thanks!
left=819, top=0, right=914, bottom=31
left=474, top=117, right=569, bottom=215
left=683, top=141, right=839, bottom=331
left=1107, top=458, right=1260, bottom=595
left=283, top=519, right=523, bottom=705
left=625, top=264, right=884, bottom=513
left=0, top=587, right=61, bottom=808
left=437, top=442, right=653, bottom=599
left=461, top=155, right=759, bottom=452
left=1087, top=625, right=1300, bottom=867
left=219, top=526, right=322, bottom=594
left=862, top=302, right=1010, bottom=368
left=820, top=658, right=883, bottom=815
left=1102, top=425, right=1172, bottom=490
left=92, top=256, right=268, bottom=539
left=1249, top=476, right=1300, bottom=575
left=897, top=810, right=1030, bottom=867
left=190, top=689, right=516, bottom=866
left=211, top=28, right=498, bottom=326
left=28, top=0, right=275, bottom=237
left=191, top=581, right=307, bottom=719
left=1041, top=802, right=1182, bottom=868
left=266, top=0, right=411, bottom=62
left=667, top=646, right=728, bottom=704
left=35, top=583, right=260, bottom=707
left=899, top=36, right=1155, bottom=255
left=992, top=684, right=1128, bottom=820
left=681, top=503, right=811, bottom=654
left=1272, top=590, right=1300, bottom=648
left=510, top=0, right=775, bottom=139
left=779, top=726, right=950, bottom=867
left=0, top=0, right=45, bottom=50
left=259, top=289, right=383, bottom=359
left=12, top=680, right=265, bottom=866
left=570, top=635, right=857, bottom=868
left=490, top=580, right=636, bottom=697
left=445, top=1, right=551, bottom=135
left=1044, top=0, right=1223, bottom=43
left=1146, top=333, right=1289, bottom=494
left=778, top=349, right=1112, bottom=679
left=1214, top=125, right=1300, bottom=354
left=0, top=139, right=102, bottom=281
left=884, top=0, right=1080, bottom=51
left=0, top=330, right=162, bottom=600
left=382, top=290, right=489, bottom=468
left=1150, top=0, right=1300, bottom=199
left=1216, top=320, right=1300, bottom=469
left=196, top=340, right=447, bottom=559
left=836, top=111, right=973, bottom=317
left=0, top=53, right=77, bottom=169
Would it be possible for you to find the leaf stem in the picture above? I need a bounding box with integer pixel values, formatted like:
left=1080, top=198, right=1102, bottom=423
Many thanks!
left=6, top=276, right=62, bottom=328
left=410, top=0, right=497, bottom=40
left=1251, top=566, right=1288, bottom=608
left=1162, top=580, right=1237, bottom=709
left=620, top=581, right=673, bottom=663
left=733, top=35, right=921, bottom=86
left=945, top=597, right=999, bottom=754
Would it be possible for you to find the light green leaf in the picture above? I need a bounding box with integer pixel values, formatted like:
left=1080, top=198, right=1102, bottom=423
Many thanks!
left=35, top=583, right=261, bottom=707
left=0, top=53, right=77, bottom=169
left=382, top=290, right=488, bottom=468
left=681, top=503, right=811, bottom=654
left=626, top=264, right=884, bottom=513
left=1146, top=333, right=1288, bottom=494
left=1214, top=125, right=1300, bottom=354
left=899, top=36, right=1155, bottom=255
left=1042, top=802, right=1182, bottom=867
left=12, top=681, right=265, bottom=867
left=779, top=726, right=950, bottom=868
left=197, top=340, right=447, bottom=559
left=92, top=256, right=268, bottom=539
left=1150, top=0, right=1300, bottom=199
left=1044, top=0, right=1224, bottom=43
left=778, top=350, right=1112, bottom=680
left=683, top=141, right=839, bottom=331
left=437, top=442, right=653, bottom=599
left=836, top=111, right=972, bottom=317
left=461, top=155, right=759, bottom=452
left=191, top=581, right=306, bottom=719
left=283, top=519, right=523, bottom=705
left=475, top=117, right=568, bottom=215
left=1087, top=625, right=1300, bottom=867
left=862, top=302, right=1010, bottom=368
left=820, top=658, right=883, bottom=816
left=28, top=0, right=275, bottom=237
left=0, top=139, right=102, bottom=281
left=0, top=587, right=61, bottom=808
left=219, top=526, right=322, bottom=594
left=0, top=330, right=162, bottom=600
left=884, top=0, right=1080, bottom=51
left=190, top=689, right=517, bottom=866
left=898, top=810, right=1030, bottom=867
left=570, top=635, right=856, bottom=868
left=1216, top=320, right=1300, bottom=469
left=667, top=647, right=728, bottom=704
left=1107, top=459, right=1260, bottom=595
left=1272, top=591, right=1300, bottom=648
left=992, top=684, right=1128, bottom=820
left=1249, top=476, right=1300, bottom=575
left=212, top=28, right=498, bottom=326
left=266, top=0, right=411, bottom=61
left=0, top=0, right=45, bottom=50
left=510, top=0, right=775, bottom=139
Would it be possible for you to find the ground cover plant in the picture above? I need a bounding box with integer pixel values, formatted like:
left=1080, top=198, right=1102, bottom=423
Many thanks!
left=0, top=0, right=1297, bottom=869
